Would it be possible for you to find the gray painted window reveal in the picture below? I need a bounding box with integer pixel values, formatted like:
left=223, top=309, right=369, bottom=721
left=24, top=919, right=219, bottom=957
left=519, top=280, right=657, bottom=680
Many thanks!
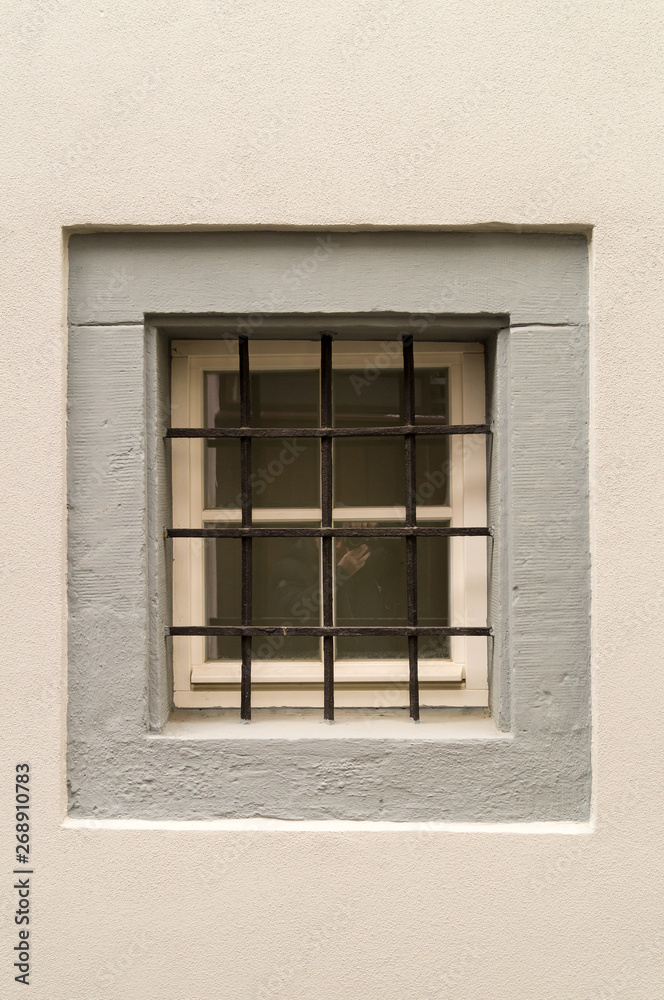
left=67, top=231, right=590, bottom=822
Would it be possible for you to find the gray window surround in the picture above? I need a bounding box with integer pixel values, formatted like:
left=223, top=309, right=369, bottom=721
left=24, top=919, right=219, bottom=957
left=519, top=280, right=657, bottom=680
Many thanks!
left=67, top=231, right=590, bottom=822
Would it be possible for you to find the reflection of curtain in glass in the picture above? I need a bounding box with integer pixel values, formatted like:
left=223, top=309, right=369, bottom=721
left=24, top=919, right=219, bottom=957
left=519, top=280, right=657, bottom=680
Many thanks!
left=204, top=372, right=219, bottom=509
left=208, top=371, right=241, bottom=509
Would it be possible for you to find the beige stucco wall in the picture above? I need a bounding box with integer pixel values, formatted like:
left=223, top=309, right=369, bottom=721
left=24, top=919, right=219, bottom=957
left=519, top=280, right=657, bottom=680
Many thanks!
left=2, top=1, right=663, bottom=997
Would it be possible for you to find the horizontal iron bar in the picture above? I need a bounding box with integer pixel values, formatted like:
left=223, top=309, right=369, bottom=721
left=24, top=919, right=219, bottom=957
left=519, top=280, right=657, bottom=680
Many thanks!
left=168, top=626, right=492, bottom=637
left=167, top=526, right=491, bottom=538
left=167, top=424, right=490, bottom=439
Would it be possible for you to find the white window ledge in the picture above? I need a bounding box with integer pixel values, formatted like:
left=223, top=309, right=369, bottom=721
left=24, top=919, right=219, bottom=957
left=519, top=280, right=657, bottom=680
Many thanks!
left=153, top=707, right=510, bottom=741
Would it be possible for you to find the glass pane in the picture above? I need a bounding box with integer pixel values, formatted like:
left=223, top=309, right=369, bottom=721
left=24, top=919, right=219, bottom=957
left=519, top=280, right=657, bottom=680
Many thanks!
left=252, top=438, right=319, bottom=508
left=252, top=371, right=319, bottom=428
left=333, top=368, right=404, bottom=508
left=205, top=527, right=322, bottom=660
left=204, top=372, right=241, bottom=509
left=204, top=369, right=321, bottom=428
left=252, top=371, right=320, bottom=506
left=332, top=522, right=451, bottom=660
left=206, top=439, right=241, bottom=510
left=415, top=368, right=449, bottom=506
left=205, top=371, right=242, bottom=427
left=334, top=437, right=405, bottom=509
left=415, top=436, right=449, bottom=507
left=253, top=530, right=321, bottom=660
left=332, top=367, right=450, bottom=508
left=334, top=529, right=407, bottom=658
left=205, top=534, right=241, bottom=661
left=414, top=368, right=448, bottom=425
left=333, top=367, right=403, bottom=427
left=418, top=525, right=450, bottom=659
left=338, top=637, right=409, bottom=664
left=204, top=370, right=320, bottom=509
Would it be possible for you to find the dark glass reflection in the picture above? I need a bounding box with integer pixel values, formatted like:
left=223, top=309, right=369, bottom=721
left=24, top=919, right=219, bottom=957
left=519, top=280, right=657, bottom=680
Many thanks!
left=204, top=521, right=451, bottom=662
left=417, top=529, right=450, bottom=659
left=205, top=527, right=321, bottom=661
left=333, top=367, right=450, bottom=508
left=333, top=521, right=451, bottom=659
left=204, top=370, right=319, bottom=509
left=204, top=372, right=241, bottom=509
left=341, top=637, right=409, bottom=662
left=414, top=368, right=450, bottom=507
left=334, top=527, right=406, bottom=658
left=205, top=534, right=242, bottom=661
left=333, top=368, right=403, bottom=508
left=252, top=533, right=321, bottom=659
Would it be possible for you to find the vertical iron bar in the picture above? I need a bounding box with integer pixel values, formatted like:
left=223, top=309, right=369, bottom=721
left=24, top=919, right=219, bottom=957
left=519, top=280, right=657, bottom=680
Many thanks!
left=321, top=334, right=334, bottom=721
left=403, top=336, right=419, bottom=721
left=239, top=336, right=252, bottom=721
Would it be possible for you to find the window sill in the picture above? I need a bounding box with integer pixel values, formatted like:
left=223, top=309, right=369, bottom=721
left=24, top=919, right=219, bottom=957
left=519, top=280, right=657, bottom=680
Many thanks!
left=153, top=707, right=510, bottom=741
left=190, top=661, right=464, bottom=685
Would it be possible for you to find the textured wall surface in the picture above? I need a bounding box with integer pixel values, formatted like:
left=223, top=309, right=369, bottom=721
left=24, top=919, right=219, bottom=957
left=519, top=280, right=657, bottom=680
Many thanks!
left=2, top=0, right=664, bottom=997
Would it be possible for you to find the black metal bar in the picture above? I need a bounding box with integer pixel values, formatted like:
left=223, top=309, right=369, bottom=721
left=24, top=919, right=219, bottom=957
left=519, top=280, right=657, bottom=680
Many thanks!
left=170, top=626, right=492, bottom=637
left=407, top=634, right=419, bottom=719
left=323, top=632, right=334, bottom=720
left=239, top=336, right=252, bottom=721
left=168, top=424, right=490, bottom=439
left=168, top=526, right=491, bottom=538
left=403, top=336, right=419, bottom=721
left=321, top=334, right=334, bottom=721
left=403, top=336, right=416, bottom=527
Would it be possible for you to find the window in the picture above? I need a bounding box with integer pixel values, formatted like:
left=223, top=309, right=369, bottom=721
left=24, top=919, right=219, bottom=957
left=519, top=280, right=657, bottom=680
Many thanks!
left=68, top=231, right=590, bottom=822
left=169, top=335, right=489, bottom=718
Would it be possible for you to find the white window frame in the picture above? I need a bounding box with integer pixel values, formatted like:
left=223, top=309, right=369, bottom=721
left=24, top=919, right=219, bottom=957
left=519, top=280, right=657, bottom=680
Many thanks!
left=171, top=339, right=488, bottom=710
